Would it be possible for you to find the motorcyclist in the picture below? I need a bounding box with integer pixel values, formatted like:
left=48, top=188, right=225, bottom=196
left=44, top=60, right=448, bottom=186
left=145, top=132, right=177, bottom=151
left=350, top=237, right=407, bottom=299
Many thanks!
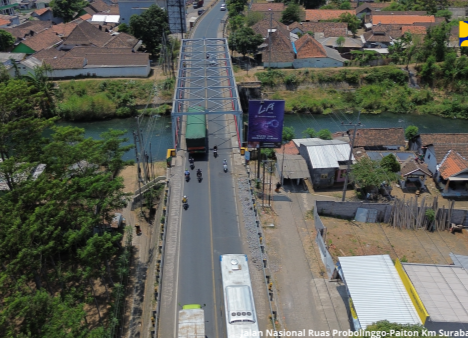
left=189, top=157, right=194, bottom=165
left=185, top=169, right=190, bottom=177
left=213, top=145, right=218, bottom=153
left=223, top=159, right=227, bottom=165
left=182, top=195, right=187, bottom=203
left=197, top=169, right=202, bottom=177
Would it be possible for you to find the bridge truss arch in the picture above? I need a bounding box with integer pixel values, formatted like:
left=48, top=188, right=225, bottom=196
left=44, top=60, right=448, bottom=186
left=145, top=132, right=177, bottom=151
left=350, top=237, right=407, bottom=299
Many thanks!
left=171, top=38, right=243, bottom=149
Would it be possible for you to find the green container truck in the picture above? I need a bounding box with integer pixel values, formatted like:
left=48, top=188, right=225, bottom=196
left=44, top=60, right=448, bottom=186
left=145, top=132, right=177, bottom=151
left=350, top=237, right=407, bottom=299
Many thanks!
left=186, top=108, right=207, bottom=154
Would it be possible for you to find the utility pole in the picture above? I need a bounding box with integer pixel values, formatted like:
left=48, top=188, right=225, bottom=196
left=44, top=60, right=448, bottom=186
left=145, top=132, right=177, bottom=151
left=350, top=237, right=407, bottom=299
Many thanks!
left=133, top=132, right=143, bottom=214
left=268, top=9, right=273, bottom=69
left=341, top=111, right=361, bottom=201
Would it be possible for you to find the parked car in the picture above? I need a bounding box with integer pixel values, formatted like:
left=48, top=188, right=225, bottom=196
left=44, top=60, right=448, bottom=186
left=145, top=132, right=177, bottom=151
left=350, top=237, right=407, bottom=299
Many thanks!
left=220, top=4, right=226, bottom=10
left=198, top=9, right=204, bottom=15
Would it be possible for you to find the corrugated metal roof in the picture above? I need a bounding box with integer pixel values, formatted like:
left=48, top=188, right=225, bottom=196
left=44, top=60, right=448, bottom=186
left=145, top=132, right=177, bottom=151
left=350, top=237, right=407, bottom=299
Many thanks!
left=339, top=255, right=421, bottom=329
left=403, top=263, right=468, bottom=323
left=293, top=138, right=347, bottom=147
left=306, top=142, right=353, bottom=169
left=276, top=154, right=309, bottom=179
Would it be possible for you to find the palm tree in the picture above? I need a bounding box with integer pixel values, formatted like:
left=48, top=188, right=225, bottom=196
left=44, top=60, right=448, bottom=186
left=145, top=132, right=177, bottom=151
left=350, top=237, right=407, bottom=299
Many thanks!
left=23, top=64, right=56, bottom=117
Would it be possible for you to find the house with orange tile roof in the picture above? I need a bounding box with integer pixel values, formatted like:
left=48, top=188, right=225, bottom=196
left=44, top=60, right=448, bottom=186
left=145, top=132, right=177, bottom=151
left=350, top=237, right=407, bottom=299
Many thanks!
left=437, top=150, right=468, bottom=197
left=371, top=14, right=435, bottom=25
left=416, top=133, right=468, bottom=177
left=305, top=9, right=355, bottom=22
left=293, top=34, right=346, bottom=68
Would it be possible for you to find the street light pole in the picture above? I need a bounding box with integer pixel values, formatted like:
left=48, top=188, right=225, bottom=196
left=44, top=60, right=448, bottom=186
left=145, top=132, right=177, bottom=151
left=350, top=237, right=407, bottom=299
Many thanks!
left=268, top=9, right=272, bottom=69
left=341, top=111, right=361, bottom=201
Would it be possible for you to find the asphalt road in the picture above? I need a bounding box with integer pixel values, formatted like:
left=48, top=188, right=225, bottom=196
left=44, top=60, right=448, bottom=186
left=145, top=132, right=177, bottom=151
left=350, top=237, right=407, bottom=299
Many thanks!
left=176, top=4, right=243, bottom=338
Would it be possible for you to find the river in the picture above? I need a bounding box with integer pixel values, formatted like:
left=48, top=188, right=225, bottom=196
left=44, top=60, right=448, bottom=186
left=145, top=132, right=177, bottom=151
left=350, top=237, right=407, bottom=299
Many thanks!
left=59, top=112, right=467, bottom=161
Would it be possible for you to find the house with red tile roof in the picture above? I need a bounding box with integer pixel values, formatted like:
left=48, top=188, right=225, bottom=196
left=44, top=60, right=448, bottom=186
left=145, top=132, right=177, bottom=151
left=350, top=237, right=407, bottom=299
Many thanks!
left=437, top=150, right=468, bottom=197
left=293, top=33, right=345, bottom=68
left=305, top=9, right=354, bottom=22
left=0, top=18, right=9, bottom=27
left=349, top=128, right=405, bottom=150
left=401, top=25, right=427, bottom=35
left=417, top=133, right=468, bottom=177
left=399, top=157, right=432, bottom=191
left=252, top=18, right=288, bottom=39
left=262, top=30, right=295, bottom=68
left=371, top=14, right=435, bottom=25
left=288, top=22, right=348, bottom=39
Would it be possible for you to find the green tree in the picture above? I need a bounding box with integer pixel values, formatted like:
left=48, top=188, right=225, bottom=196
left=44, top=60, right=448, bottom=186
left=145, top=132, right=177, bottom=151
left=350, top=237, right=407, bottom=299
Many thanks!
left=381, top=154, right=401, bottom=173
left=338, top=12, right=361, bottom=37
left=297, top=0, right=325, bottom=9
left=405, top=125, right=419, bottom=140
left=246, top=11, right=264, bottom=26
left=282, top=126, right=295, bottom=142
left=99, top=129, right=134, bottom=179
left=118, top=23, right=131, bottom=34
left=302, top=127, right=317, bottom=138
left=336, top=36, right=345, bottom=48
left=23, top=64, right=56, bottom=117
left=419, top=22, right=450, bottom=62
left=280, top=3, right=305, bottom=24
left=227, top=0, right=247, bottom=17
left=229, top=15, right=245, bottom=33
left=50, top=0, right=86, bottom=22
left=339, top=1, right=351, bottom=10
left=0, top=29, right=15, bottom=51
left=130, top=5, right=170, bottom=56
left=228, top=27, right=263, bottom=58
left=350, top=157, right=398, bottom=193
left=420, top=55, right=440, bottom=85
left=317, top=129, right=332, bottom=140
left=435, top=9, right=452, bottom=21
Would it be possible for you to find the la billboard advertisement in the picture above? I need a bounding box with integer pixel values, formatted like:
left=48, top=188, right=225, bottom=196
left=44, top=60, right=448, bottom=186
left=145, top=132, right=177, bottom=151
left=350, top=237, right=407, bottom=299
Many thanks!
left=247, top=100, right=285, bottom=148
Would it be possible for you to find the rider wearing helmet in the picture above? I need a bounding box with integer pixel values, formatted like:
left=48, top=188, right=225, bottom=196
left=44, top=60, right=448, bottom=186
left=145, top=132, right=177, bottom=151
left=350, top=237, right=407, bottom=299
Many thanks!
left=223, top=159, right=227, bottom=165
left=185, top=169, right=190, bottom=176
left=197, top=169, right=202, bottom=177
left=182, top=195, right=187, bottom=203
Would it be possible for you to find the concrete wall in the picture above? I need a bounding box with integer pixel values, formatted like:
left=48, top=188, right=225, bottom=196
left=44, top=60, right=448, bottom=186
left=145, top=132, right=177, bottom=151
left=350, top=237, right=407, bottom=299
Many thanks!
left=316, top=200, right=392, bottom=223
left=449, top=7, right=467, bottom=19
left=50, top=65, right=150, bottom=78
left=316, top=200, right=468, bottom=225
left=293, top=57, right=344, bottom=69
left=263, top=61, right=293, bottom=68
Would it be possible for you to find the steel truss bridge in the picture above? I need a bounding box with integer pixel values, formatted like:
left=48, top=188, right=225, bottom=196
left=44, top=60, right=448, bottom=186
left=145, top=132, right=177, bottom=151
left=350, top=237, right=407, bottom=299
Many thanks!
left=171, top=38, right=243, bottom=148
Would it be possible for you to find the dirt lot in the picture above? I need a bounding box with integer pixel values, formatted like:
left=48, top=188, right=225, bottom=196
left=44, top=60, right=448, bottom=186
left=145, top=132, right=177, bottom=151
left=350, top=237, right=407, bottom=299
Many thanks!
left=322, top=216, right=468, bottom=264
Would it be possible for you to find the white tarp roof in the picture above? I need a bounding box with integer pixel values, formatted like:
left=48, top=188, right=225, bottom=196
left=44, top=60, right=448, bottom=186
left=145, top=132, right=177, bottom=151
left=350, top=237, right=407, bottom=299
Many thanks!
left=339, top=255, right=421, bottom=330
left=294, top=138, right=354, bottom=169
left=91, top=15, right=120, bottom=23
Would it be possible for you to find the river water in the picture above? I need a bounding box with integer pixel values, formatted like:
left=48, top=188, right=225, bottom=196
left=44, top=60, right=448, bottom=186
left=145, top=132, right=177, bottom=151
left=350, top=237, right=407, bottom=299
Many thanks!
left=59, top=112, right=467, bottom=161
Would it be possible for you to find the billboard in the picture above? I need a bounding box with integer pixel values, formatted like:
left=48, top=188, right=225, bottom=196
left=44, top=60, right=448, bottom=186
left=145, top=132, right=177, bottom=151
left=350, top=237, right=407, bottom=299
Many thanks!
left=247, top=100, right=285, bottom=146
left=460, top=21, right=468, bottom=47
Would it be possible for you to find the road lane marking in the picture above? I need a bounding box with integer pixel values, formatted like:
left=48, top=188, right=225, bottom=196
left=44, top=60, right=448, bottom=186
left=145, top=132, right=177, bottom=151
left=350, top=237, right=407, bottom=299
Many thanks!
left=207, top=135, right=220, bottom=337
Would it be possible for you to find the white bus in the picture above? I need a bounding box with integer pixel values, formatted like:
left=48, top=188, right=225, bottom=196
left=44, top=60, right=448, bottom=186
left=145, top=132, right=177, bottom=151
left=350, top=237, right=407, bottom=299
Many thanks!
left=220, top=254, right=259, bottom=338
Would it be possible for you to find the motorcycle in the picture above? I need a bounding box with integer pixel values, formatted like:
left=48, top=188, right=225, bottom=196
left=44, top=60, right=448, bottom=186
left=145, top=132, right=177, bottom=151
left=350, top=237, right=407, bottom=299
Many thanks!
left=223, top=163, right=228, bottom=172
left=190, top=163, right=195, bottom=170
left=197, top=172, right=202, bottom=182
left=214, top=149, right=218, bottom=158
left=185, top=172, right=190, bottom=182
left=183, top=202, right=188, bottom=210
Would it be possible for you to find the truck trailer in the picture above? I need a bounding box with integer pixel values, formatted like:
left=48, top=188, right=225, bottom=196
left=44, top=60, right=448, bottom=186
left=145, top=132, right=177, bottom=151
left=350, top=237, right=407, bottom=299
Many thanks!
left=178, top=304, right=205, bottom=338
left=185, top=109, right=207, bottom=154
